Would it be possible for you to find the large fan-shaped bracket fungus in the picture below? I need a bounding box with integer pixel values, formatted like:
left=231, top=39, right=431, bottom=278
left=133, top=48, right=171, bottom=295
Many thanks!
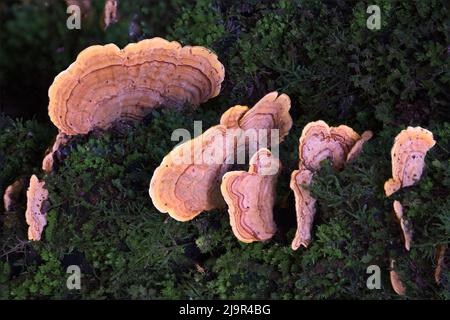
left=48, top=37, right=225, bottom=135
left=149, top=91, right=292, bottom=222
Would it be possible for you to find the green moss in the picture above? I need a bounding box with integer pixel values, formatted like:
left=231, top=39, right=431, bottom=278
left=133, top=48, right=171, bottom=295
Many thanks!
left=1, top=110, right=447, bottom=299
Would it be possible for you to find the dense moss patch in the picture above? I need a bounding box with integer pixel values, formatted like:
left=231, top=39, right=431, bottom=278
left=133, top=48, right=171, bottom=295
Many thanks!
left=1, top=110, right=448, bottom=299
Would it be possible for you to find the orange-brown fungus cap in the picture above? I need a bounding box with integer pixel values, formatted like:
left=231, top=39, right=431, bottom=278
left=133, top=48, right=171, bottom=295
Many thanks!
left=384, top=127, right=435, bottom=196
left=48, top=37, right=225, bottom=135
left=149, top=125, right=231, bottom=221
left=347, top=130, right=373, bottom=163
left=149, top=92, right=292, bottom=222
left=237, top=92, right=292, bottom=142
left=299, top=120, right=367, bottom=171
left=221, top=149, right=280, bottom=243
left=42, top=132, right=70, bottom=173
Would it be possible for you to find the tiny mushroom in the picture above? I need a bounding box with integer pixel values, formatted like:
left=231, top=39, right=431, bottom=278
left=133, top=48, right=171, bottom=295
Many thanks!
left=393, top=200, right=413, bottom=251
left=384, top=127, right=436, bottom=197
left=290, top=120, right=372, bottom=250
left=221, top=148, right=280, bottom=243
left=48, top=37, right=225, bottom=135
left=149, top=92, right=292, bottom=222
left=25, top=175, right=49, bottom=241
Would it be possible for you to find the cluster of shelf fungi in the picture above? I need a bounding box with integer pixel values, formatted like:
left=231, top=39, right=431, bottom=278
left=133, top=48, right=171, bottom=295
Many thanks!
left=3, top=38, right=444, bottom=296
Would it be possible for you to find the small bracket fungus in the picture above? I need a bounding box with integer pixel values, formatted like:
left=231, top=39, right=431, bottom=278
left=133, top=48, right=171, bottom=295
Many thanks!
left=290, top=167, right=315, bottom=250
left=298, top=120, right=371, bottom=171
left=25, top=175, right=49, bottom=241
left=346, top=130, right=374, bottom=163
left=393, top=200, right=413, bottom=251
left=384, top=127, right=436, bottom=197
left=48, top=37, right=225, bottom=135
left=390, top=259, right=406, bottom=296
left=149, top=92, right=292, bottom=221
left=42, top=132, right=70, bottom=173
left=290, top=120, right=372, bottom=250
left=102, top=0, right=119, bottom=30
left=221, top=149, right=280, bottom=243
left=236, top=91, right=292, bottom=140
left=3, top=178, right=25, bottom=212
left=435, top=245, right=447, bottom=285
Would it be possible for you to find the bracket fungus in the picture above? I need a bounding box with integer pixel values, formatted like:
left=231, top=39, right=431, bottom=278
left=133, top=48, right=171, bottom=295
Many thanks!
left=150, top=125, right=232, bottom=221
left=3, top=178, right=25, bottom=212
left=390, top=259, right=406, bottom=296
left=435, top=245, right=447, bottom=285
left=393, top=200, right=413, bottom=251
left=221, top=148, right=280, bottom=243
left=290, top=167, right=316, bottom=249
left=346, top=130, right=374, bottom=163
left=384, top=127, right=436, bottom=197
left=290, top=120, right=372, bottom=250
left=149, top=91, right=292, bottom=222
left=25, top=175, right=49, bottom=241
left=102, top=0, right=119, bottom=30
left=298, top=120, right=371, bottom=171
left=48, top=37, right=225, bottom=135
left=42, top=132, right=70, bottom=173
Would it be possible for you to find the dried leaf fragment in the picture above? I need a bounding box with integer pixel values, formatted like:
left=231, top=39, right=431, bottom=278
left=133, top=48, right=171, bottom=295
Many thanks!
left=384, top=127, right=436, bottom=196
left=221, top=149, right=280, bottom=243
left=48, top=38, right=225, bottom=135
left=393, top=200, right=413, bottom=251
left=25, top=175, right=49, bottom=241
